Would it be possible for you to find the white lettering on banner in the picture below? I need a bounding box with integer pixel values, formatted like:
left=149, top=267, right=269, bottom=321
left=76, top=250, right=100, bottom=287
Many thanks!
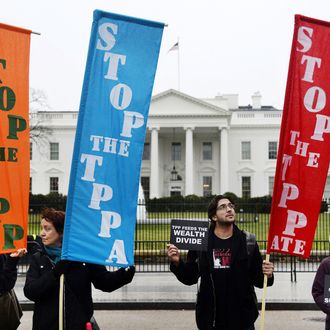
left=106, top=239, right=128, bottom=264
left=88, top=183, right=113, bottom=210
left=103, top=53, right=126, bottom=80
left=110, top=83, right=132, bottom=110
left=295, top=140, right=309, bottom=157
left=77, top=21, right=151, bottom=264
left=282, top=210, right=307, bottom=236
left=121, top=111, right=144, bottom=138
left=271, top=24, right=330, bottom=256
left=311, top=114, right=330, bottom=141
left=301, top=55, right=321, bottom=83
left=96, top=23, right=118, bottom=51
left=290, top=131, right=300, bottom=145
left=293, top=239, right=306, bottom=254
left=270, top=235, right=306, bottom=255
left=304, top=86, right=326, bottom=113
left=90, top=134, right=131, bottom=156
left=270, top=236, right=280, bottom=250
left=98, top=211, right=121, bottom=237
left=118, top=140, right=130, bottom=157
left=297, top=26, right=313, bottom=53
left=280, top=236, right=293, bottom=252
left=90, top=135, right=103, bottom=151
left=281, top=154, right=292, bottom=181
left=103, top=137, right=118, bottom=154
left=307, top=152, right=320, bottom=167
left=278, top=183, right=299, bottom=208
left=80, top=154, right=103, bottom=181
left=287, top=132, right=323, bottom=166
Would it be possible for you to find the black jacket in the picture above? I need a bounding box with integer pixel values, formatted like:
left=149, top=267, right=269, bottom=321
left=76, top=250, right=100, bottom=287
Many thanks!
left=312, top=256, right=330, bottom=330
left=0, top=254, right=19, bottom=294
left=170, top=225, right=274, bottom=330
left=24, top=248, right=134, bottom=330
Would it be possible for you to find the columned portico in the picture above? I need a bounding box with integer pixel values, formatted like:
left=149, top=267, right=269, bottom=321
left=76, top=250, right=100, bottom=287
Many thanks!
left=150, top=127, right=159, bottom=198
left=184, top=126, right=194, bottom=195
left=220, top=127, right=229, bottom=193
left=29, top=90, right=287, bottom=199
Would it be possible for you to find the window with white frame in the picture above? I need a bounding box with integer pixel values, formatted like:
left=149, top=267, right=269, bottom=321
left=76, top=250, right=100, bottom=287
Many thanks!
left=142, top=143, right=150, bottom=160
left=268, top=176, right=275, bottom=196
left=30, top=142, right=33, bottom=160
left=268, top=141, right=277, bottom=159
left=203, top=176, right=212, bottom=197
left=50, top=142, right=59, bottom=160
left=141, top=176, right=150, bottom=200
left=242, top=176, right=251, bottom=199
left=241, top=141, right=251, bottom=160
left=202, top=142, right=212, bottom=160
left=171, top=142, right=181, bottom=161
left=50, top=177, right=59, bottom=193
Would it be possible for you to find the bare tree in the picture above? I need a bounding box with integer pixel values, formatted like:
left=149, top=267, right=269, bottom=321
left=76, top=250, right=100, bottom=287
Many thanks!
left=29, top=88, right=52, bottom=145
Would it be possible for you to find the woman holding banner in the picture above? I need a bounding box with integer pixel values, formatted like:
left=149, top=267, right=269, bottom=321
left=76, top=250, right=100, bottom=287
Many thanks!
left=24, top=208, right=135, bottom=330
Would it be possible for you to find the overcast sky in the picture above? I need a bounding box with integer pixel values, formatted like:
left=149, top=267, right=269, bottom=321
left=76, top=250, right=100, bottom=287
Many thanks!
left=2, top=0, right=330, bottom=110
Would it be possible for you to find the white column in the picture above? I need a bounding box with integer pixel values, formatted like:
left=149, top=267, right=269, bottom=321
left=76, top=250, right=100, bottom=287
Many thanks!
left=185, top=127, right=194, bottom=195
left=150, top=127, right=159, bottom=198
left=220, top=127, right=229, bottom=193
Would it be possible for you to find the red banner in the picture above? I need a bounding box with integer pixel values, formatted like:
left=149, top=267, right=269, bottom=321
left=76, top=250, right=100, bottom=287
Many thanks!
left=0, top=23, right=31, bottom=254
left=267, top=15, right=330, bottom=258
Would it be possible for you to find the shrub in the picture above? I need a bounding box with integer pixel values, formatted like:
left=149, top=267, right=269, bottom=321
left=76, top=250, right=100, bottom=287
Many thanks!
left=29, top=193, right=67, bottom=212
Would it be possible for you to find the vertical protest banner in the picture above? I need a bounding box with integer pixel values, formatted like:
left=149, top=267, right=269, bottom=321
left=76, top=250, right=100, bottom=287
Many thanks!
left=267, top=15, right=330, bottom=258
left=0, top=23, right=31, bottom=253
left=62, top=10, right=164, bottom=266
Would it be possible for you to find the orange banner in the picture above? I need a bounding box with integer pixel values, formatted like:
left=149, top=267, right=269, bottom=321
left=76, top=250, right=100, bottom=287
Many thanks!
left=0, top=23, right=31, bottom=254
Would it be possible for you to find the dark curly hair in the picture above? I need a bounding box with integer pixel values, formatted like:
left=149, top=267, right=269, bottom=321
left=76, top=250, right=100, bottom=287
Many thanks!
left=41, top=208, right=65, bottom=235
left=207, top=195, right=235, bottom=221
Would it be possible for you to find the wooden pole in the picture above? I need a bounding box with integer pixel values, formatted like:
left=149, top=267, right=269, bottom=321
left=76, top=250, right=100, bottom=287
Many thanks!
left=260, top=253, right=270, bottom=330
left=59, top=274, right=64, bottom=330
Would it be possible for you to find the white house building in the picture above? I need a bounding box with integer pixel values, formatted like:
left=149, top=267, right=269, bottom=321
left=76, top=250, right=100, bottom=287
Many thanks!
left=30, top=89, right=330, bottom=200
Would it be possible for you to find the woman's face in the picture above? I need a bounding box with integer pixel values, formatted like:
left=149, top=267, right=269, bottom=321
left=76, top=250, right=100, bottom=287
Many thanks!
left=40, top=218, right=62, bottom=247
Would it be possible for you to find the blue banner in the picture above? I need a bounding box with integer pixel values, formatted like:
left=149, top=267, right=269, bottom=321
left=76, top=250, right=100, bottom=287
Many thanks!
left=62, top=10, right=164, bottom=266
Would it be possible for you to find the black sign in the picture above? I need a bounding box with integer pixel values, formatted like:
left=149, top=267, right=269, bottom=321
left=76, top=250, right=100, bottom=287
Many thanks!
left=170, top=219, right=209, bottom=251
left=324, top=275, right=330, bottom=305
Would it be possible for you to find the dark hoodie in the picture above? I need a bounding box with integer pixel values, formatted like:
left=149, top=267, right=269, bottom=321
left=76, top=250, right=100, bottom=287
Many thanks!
left=0, top=254, right=19, bottom=294
left=312, top=256, right=330, bottom=330
left=170, top=224, right=274, bottom=330
left=24, top=236, right=134, bottom=330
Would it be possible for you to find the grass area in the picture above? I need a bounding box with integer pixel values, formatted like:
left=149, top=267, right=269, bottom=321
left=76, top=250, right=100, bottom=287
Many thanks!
left=28, top=212, right=330, bottom=251
left=134, top=212, right=330, bottom=250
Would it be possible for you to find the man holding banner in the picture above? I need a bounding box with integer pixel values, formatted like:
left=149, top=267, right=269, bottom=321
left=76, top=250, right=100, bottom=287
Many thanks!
left=168, top=195, right=274, bottom=330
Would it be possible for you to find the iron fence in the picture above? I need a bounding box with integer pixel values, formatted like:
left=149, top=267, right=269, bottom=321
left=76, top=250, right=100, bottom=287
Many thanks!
left=19, top=201, right=330, bottom=279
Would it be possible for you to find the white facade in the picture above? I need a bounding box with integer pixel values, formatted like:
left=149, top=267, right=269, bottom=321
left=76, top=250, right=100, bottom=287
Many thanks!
left=30, top=89, right=330, bottom=200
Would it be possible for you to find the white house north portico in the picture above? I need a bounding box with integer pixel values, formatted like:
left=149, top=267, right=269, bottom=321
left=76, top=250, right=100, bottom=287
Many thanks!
left=30, top=89, right=330, bottom=200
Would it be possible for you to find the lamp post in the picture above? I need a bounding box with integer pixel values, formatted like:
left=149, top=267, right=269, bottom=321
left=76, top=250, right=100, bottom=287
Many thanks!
left=170, top=165, right=178, bottom=181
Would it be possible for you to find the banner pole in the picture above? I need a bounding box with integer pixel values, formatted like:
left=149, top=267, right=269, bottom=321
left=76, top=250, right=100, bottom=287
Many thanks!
left=260, top=253, right=270, bottom=330
left=59, top=274, right=64, bottom=330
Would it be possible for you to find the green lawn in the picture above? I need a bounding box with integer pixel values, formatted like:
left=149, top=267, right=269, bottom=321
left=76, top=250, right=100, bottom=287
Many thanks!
left=28, top=212, right=330, bottom=251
